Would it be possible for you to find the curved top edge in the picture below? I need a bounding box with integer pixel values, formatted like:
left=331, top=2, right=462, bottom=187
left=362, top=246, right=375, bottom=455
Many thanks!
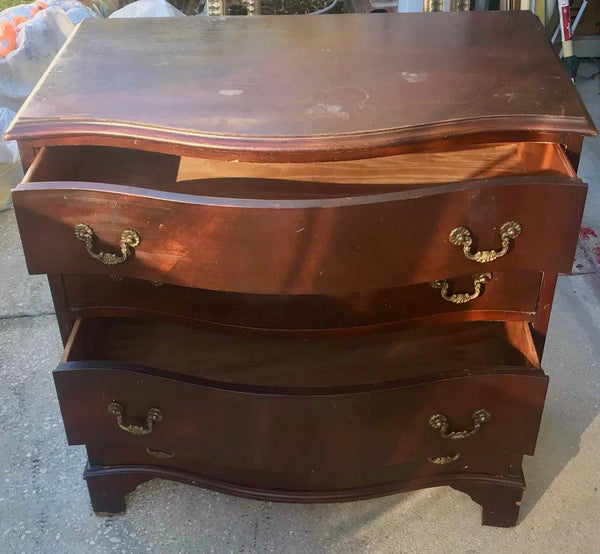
left=18, top=174, right=584, bottom=209
left=6, top=114, right=597, bottom=162
left=5, top=14, right=596, bottom=162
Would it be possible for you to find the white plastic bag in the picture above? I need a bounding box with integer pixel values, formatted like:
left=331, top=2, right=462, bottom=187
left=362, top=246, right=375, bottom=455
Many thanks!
left=0, top=2, right=98, bottom=112
left=0, top=1, right=97, bottom=209
left=0, top=107, right=22, bottom=211
left=51, top=0, right=101, bottom=24
left=0, top=108, right=18, bottom=164
left=109, top=0, right=185, bottom=18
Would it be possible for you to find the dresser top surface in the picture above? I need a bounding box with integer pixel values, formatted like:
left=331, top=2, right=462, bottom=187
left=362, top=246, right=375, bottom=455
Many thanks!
left=7, top=12, right=596, bottom=160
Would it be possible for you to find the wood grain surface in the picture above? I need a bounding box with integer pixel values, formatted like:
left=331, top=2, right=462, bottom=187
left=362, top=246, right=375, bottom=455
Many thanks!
left=60, top=271, right=542, bottom=334
left=54, top=358, right=548, bottom=472
left=23, top=141, right=576, bottom=191
left=81, top=463, right=526, bottom=526
left=13, top=176, right=586, bottom=294
left=64, top=318, right=541, bottom=387
left=176, top=142, right=576, bottom=185
left=6, top=13, right=596, bottom=161
left=10, top=10, right=592, bottom=528
left=83, top=444, right=519, bottom=495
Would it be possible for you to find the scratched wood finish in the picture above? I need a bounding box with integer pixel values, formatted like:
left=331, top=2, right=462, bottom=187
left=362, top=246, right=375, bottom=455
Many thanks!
left=60, top=271, right=542, bottom=334
left=6, top=14, right=596, bottom=161
left=12, top=176, right=586, bottom=294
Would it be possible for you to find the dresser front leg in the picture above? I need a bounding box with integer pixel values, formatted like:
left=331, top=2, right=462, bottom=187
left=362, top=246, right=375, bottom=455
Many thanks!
left=451, top=477, right=524, bottom=528
left=84, top=465, right=152, bottom=516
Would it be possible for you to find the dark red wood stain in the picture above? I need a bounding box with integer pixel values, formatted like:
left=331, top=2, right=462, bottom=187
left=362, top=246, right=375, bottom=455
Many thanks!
left=8, top=13, right=595, bottom=527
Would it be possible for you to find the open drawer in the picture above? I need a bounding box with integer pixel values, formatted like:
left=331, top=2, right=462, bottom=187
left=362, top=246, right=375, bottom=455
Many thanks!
left=14, top=143, right=586, bottom=295
left=54, top=317, right=548, bottom=475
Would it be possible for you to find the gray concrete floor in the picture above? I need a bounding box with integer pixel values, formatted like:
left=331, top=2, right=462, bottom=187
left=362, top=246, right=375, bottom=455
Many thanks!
left=2, top=63, right=600, bottom=554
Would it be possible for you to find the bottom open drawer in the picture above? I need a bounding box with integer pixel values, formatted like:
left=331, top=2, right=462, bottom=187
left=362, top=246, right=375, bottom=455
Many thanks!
left=54, top=318, right=548, bottom=483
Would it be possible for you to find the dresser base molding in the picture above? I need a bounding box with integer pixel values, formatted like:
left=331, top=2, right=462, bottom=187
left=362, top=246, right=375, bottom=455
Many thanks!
left=83, top=463, right=525, bottom=527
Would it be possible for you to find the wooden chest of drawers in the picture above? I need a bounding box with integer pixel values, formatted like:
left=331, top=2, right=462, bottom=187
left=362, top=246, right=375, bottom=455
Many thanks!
left=7, top=13, right=596, bottom=527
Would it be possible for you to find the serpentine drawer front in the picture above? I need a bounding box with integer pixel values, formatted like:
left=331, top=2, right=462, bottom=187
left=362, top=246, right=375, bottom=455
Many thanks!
left=7, top=13, right=596, bottom=527
left=83, top=442, right=525, bottom=496
left=54, top=318, right=548, bottom=478
left=13, top=146, right=586, bottom=295
left=59, top=271, right=543, bottom=332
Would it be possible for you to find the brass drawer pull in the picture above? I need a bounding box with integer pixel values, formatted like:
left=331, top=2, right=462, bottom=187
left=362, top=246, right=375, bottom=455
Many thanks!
left=430, top=273, right=491, bottom=304
left=429, top=409, right=491, bottom=440
left=108, top=401, right=163, bottom=435
left=450, top=221, right=522, bottom=263
left=427, top=452, right=461, bottom=465
left=74, top=223, right=140, bottom=265
left=146, top=448, right=175, bottom=459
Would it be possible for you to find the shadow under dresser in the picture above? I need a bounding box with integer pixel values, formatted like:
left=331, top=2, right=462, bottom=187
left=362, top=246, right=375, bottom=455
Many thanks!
left=6, top=12, right=597, bottom=527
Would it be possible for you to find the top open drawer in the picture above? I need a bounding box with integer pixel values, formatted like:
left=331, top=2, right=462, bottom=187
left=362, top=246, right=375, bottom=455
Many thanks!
left=13, top=143, right=587, bottom=294
left=13, top=143, right=586, bottom=295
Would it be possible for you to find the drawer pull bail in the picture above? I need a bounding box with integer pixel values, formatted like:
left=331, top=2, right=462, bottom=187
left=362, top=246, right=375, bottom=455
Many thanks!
left=430, top=273, right=491, bottom=304
left=74, top=223, right=141, bottom=266
left=450, top=221, right=522, bottom=263
left=427, top=452, right=461, bottom=465
left=108, top=401, right=163, bottom=435
left=429, top=409, right=491, bottom=440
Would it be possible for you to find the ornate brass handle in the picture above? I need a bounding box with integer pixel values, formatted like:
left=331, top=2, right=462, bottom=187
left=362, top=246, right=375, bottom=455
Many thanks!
left=427, top=452, right=461, bottom=465
left=107, top=402, right=163, bottom=435
left=429, top=409, right=491, bottom=440
left=449, top=221, right=522, bottom=263
left=74, top=223, right=140, bottom=265
left=430, top=273, right=491, bottom=304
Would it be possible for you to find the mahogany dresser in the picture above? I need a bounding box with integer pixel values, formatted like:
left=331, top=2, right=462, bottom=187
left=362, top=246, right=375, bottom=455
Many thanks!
left=6, top=13, right=596, bottom=527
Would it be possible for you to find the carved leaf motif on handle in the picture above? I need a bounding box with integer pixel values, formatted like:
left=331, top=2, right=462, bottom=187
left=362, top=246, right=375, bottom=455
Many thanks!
left=108, top=402, right=163, bottom=436
left=74, top=223, right=140, bottom=266
left=429, top=409, right=492, bottom=440
left=450, top=221, right=522, bottom=263
left=430, top=273, right=492, bottom=304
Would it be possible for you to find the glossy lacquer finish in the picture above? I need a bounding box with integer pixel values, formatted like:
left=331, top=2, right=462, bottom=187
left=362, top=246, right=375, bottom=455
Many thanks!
left=8, top=12, right=595, bottom=528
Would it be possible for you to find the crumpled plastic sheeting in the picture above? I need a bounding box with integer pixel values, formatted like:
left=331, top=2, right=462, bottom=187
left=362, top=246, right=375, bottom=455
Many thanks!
left=0, top=106, right=21, bottom=210
left=0, top=1, right=98, bottom=112
left=109, top=0, right=185, bottom=18
left=0, top=107, right=18, bottom=163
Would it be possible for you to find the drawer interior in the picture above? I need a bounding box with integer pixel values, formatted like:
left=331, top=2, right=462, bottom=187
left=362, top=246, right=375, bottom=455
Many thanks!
left=63, top=318, right=542, bottom=388
left=177, top=142, right=576, bottom=185
left=24, top=142, right=576, bottom=198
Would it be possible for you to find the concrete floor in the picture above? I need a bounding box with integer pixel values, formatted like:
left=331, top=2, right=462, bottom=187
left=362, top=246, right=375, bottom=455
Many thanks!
left=1, top=64, right=600, bottom=554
